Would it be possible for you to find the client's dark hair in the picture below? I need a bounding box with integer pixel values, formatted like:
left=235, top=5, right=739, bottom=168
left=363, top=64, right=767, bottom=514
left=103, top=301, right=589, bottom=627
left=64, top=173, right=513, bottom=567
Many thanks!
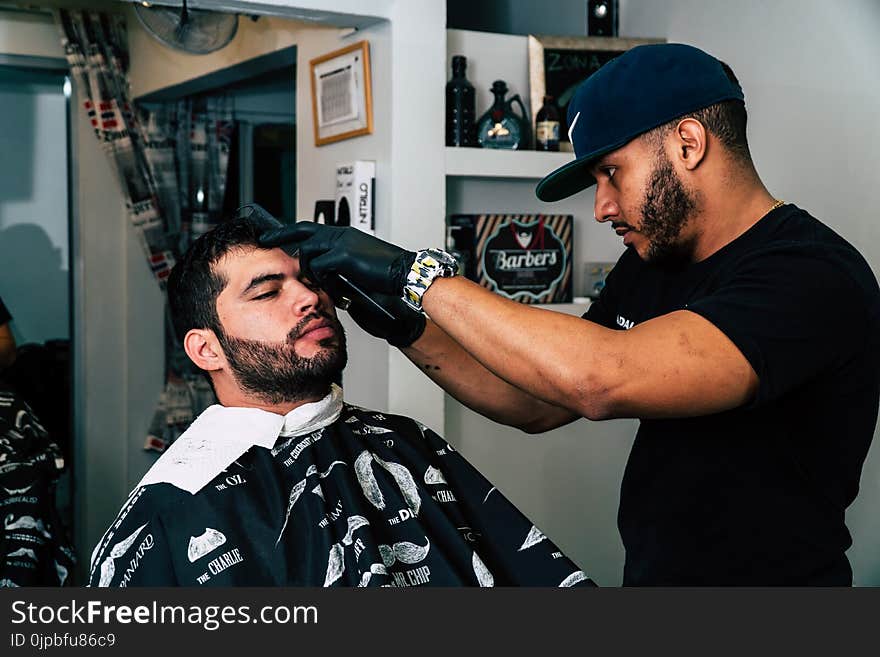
left=167, top=208, right=280, bottom=345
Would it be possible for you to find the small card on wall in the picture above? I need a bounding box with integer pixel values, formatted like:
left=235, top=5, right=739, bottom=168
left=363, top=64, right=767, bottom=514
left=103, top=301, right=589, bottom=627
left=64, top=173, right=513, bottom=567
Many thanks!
left=335, top=160, right=375, bottom=234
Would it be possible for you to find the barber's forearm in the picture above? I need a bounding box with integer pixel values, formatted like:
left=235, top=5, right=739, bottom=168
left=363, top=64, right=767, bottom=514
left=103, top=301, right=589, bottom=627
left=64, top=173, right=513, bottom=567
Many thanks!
left=402, top=319, right=575, bottom=431
left=420, top=276, right=614, bottom=419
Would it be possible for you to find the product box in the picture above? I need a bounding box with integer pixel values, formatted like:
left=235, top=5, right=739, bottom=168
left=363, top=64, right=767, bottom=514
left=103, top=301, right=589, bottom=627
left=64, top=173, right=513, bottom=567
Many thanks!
left=447, top=213, right=573, bottom=304
left=335, top=160, right=375, bottom=234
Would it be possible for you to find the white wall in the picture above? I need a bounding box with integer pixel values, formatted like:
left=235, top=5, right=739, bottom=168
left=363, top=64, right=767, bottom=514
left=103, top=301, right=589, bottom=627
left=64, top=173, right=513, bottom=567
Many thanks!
left=69, top=77, right=135, bottom=576
left=69, top=75, right=167, bottom=581
left=621, top=0, right=880, bottom=585
left=383, top=0, right=446, bottom=430
left=294, top=2, right=447, bottom=431
left=293, top=24, right=393, bottom=415
left=0, top=8, right=64, bottom=59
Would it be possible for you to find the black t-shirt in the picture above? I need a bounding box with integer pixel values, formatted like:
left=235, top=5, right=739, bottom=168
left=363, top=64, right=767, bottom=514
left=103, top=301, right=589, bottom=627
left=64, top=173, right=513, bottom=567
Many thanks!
left=585, top=204, right=880, bottom=585
left=0, top=297, right=10, bottom=326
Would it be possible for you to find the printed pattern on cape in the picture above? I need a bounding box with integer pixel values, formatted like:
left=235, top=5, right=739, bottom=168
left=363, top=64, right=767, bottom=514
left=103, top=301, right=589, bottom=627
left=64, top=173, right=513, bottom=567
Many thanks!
left=1, top=386, right=76, bottom=587
left=89, top=406, right=595, bottom=587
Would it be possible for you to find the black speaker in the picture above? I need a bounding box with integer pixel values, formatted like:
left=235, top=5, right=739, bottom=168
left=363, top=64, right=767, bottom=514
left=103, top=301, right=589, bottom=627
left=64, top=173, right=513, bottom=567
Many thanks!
left=336, top=196, right=351, bottom=227
left=313, top=199, right=335, bottom=225
left=587, top=0, right=618, bottom=37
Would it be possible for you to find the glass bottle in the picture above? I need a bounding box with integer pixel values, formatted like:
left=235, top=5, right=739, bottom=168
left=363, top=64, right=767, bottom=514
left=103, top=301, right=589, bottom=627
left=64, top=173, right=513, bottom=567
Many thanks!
left=535, top=95, right=560, bottom=151
left=445, top=55, right=477, bottom=147
left=446, top=224, right=471, bottom=278
left=476, top=80, right=529, bottom=150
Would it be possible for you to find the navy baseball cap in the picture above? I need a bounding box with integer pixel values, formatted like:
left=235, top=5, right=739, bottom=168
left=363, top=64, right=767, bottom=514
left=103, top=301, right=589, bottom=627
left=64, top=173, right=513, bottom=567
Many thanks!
left=536, top=43, right=744, bottom=202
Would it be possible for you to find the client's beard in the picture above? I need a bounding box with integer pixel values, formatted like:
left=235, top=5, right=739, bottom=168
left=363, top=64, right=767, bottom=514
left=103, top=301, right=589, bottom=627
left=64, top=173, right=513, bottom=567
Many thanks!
left=216, top=312, right=348, bottom=406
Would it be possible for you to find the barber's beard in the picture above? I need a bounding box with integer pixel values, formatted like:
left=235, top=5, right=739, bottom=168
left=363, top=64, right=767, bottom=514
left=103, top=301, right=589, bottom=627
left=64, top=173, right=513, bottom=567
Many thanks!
left=216, top=312, right=348, bottom=406
left=638, top=153, right=699, bottom=267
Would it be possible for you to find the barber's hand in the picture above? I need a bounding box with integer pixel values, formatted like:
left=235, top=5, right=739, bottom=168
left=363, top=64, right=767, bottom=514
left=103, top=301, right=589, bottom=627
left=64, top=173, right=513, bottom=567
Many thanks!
left=259, top=223, right=415, bottom=296
left=345, top=289, right=426, bottom=348
left=317, top=274, right=425, bottom=347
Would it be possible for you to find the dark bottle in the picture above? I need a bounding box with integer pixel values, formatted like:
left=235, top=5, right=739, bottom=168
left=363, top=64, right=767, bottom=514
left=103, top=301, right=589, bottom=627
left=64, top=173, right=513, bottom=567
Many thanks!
left=476, top=80, right=530, bottom=150
left=446, top=55, right=477, bottom=147
left=535, top=95, right=560, bottom=151
left=446, top=216, right=477, bottom=280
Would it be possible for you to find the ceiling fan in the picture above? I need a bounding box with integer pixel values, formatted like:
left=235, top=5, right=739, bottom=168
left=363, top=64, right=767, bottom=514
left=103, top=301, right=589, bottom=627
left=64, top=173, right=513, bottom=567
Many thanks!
left=134, top=0, right=239, bottom=55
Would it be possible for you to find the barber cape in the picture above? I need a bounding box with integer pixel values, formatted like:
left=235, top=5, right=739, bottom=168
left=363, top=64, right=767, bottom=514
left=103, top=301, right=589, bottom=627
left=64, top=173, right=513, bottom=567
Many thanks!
left=89, top=385, right=594, bottom=587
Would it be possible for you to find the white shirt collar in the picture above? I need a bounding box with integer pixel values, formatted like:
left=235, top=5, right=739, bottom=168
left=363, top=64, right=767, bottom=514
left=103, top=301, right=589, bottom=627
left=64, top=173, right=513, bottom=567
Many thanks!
left=137, top=384, right=344, bottom=494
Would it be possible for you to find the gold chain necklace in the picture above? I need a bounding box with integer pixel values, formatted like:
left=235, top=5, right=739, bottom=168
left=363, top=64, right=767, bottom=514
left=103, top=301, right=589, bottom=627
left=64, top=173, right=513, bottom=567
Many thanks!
left=768, top=199, right=785, bottom=213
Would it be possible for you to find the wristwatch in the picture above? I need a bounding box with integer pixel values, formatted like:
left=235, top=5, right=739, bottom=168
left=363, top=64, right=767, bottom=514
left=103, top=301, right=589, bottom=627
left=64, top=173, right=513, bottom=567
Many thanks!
left=402, top=249, right=459, bottom=311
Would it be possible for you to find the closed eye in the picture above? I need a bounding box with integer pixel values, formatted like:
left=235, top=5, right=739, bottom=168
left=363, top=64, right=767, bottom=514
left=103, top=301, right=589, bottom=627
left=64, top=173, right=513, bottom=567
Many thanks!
left=252, top=290, right=278, bottom=301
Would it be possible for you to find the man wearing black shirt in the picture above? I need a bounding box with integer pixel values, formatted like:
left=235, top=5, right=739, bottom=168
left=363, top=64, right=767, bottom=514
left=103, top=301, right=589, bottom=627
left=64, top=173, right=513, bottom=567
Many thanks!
left=262, top=44, right=880, bottom=585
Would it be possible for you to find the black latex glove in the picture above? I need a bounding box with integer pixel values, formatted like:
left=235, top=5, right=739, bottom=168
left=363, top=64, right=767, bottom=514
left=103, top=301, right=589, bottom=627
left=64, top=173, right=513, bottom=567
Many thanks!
left=347, top=289, right=426, bottom=348
left=259, top=223, right=415, bottom=297
left=317, top=273, right=425, bottom=348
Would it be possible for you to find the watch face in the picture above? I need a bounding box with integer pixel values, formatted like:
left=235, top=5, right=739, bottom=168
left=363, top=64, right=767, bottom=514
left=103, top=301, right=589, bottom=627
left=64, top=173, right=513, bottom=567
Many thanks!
left=426, top=249, right=458, bottom=270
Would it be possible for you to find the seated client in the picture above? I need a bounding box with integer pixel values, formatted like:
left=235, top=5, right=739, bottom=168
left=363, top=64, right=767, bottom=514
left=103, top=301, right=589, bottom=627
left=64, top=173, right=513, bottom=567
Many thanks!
left=89, top=208, right=593, bottom=587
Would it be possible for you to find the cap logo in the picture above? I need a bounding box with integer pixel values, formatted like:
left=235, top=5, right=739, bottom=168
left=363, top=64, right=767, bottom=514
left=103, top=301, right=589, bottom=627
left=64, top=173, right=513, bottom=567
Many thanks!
left=567, top=111, right=581, bottom=144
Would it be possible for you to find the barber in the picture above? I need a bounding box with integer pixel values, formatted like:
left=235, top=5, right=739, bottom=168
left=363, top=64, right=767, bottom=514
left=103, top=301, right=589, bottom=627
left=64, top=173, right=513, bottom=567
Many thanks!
left=262, top=44, right=880, bottom=585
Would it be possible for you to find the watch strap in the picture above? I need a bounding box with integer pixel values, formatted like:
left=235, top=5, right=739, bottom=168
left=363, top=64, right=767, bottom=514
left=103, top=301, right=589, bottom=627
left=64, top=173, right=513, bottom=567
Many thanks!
left=402, top=249, right=458, bottom=311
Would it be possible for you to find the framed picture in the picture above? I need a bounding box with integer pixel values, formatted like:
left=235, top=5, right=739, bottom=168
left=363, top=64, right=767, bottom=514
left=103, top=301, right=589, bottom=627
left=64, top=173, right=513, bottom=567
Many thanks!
left=528, top=36, right=663, bottom=150
left=310, top=40, right=374, bottom=146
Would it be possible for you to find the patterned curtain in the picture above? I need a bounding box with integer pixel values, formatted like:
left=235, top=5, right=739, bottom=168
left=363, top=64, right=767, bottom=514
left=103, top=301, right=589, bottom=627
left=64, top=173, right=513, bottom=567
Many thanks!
left=141, top=98, right=233, bottom=451
left=56, top=11, right=233, bottom=452
left=56, top=10, right=175, bottom=282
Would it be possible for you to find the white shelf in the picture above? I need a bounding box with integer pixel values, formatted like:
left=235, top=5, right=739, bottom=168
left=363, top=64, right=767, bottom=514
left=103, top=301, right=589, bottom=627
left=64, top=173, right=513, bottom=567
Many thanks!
left=536, top=300, right=591, bottom=316
left=445, top=147, right=574, bottom=180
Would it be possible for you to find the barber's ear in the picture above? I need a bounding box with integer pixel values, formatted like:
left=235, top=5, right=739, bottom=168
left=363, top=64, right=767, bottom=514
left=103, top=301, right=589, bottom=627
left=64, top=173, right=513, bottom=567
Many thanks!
left=183, top=329, right=225, bottom=372
left=673, top=118, right=707, bottom=171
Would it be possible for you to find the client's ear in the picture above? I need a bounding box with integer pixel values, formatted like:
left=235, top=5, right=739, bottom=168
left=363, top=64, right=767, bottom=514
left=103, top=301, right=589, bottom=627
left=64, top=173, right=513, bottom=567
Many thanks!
left=183, top=329, right=225, bottom=372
